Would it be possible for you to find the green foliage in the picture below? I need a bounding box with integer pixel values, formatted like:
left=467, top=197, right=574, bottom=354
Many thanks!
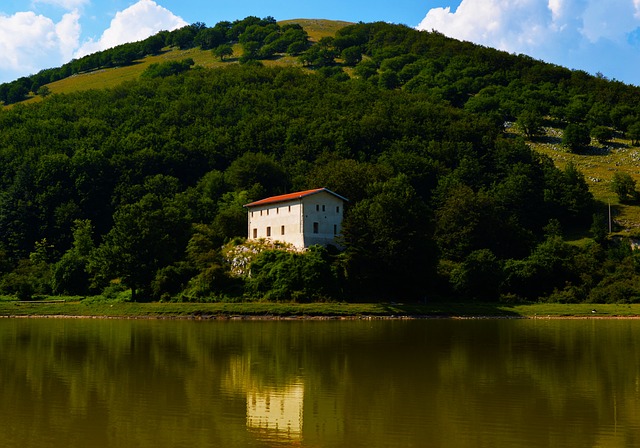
left=342, top=175, right=436, bottom=299
left=516, top=109, right=544, bottom=139
left=450, top=249, right=503, bottom=301
left=142, top=59, right=194, bottom=78
left=37, top=86, right=51, bottom=98
left=590, top=213, right=608, bottom=244
left=213, top=44, right=233, bottom=61
left=225, top=152, right=289, bottom=196
left=590, top=125, right=613, bottom=144
left=341, top=46, right=363, bottom=66
left=246, top=246, right=340, bottom=301
left=562, top=123, right=591, bottom=152
left=502, top=236, right=580, bottom=301
left=222, top=238, right=296, bottom=278
left=610, top=172, right=637, bottom=203
left=51, top=220, right=95, bottom=295
left=627, top=122, right=640, bottom=145
left=88, top=179, right=191, bottom=301
left=299, top=37, right=338, bottom=67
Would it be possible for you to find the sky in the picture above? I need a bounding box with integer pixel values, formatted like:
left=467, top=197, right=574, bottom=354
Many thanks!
left=1, top=0, right=640, bottom=86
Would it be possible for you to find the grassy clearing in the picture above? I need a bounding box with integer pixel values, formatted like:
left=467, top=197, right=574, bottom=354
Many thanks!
left=280, top=19, right=353, bottom=42
left=17, top=19, right=352, bottom=105
left=510, top=125, right=640, bottom=235
left=1, top=298, right=640, bottom=319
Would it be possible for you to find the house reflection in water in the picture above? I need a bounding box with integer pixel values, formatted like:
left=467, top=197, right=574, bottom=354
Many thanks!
left=246, top=382, right=305, bottom=443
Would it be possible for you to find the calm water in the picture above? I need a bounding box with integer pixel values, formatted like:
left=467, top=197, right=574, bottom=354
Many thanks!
left=1, top=318, right=640, bottom=447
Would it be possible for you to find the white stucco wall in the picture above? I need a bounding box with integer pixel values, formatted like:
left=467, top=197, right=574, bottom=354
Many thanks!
left=246, top=191, right=344, bottom=249
left=300, top=192, right=344, bottom=247
left=247, top=201, right=305, bottom=248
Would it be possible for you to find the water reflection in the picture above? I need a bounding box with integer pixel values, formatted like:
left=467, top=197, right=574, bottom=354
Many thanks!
left=1, top=318, right=640, bottom=447
left=246, top=382, right=304, bottom=443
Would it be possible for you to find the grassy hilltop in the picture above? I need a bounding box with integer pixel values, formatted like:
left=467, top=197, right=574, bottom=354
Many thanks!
left=20, top=19, right=352, bottom=101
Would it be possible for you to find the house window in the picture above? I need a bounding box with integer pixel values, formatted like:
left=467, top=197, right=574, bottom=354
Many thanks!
left=266, top=227, right=271, bottom=237
left=251, top=211, right=254, bottom=217
left=316, top=204, right=319, bottom=211
left=334, top=224, right=337, bottom=235
left=277, top=207, right=279, bottom=214
left=336, top=206, right=340, bottom=213
left=313, top=222, right=319, bottom=234
left=253, top=228, right=257, bottom=238
left=260, top=210, right=263, bottom=216
left=266, top=209, right=269, bottom=216
left=322, top=205, right=325, bottom=212
left=281, top=225, right=285, bottom=235
left=288, top=205, right=291, bottom=212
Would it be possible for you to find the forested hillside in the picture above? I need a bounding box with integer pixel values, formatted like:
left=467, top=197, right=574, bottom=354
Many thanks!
left=1, top=19, right=640, bottom=303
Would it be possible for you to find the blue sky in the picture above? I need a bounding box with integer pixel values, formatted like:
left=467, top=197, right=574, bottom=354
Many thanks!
left=1, top=0, right=640, bottom=86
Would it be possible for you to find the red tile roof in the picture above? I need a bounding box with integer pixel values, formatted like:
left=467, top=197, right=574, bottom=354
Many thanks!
left=244, top=188, right=347, bottom=208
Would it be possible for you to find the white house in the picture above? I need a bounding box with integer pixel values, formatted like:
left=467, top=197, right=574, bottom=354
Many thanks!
left=244, top=188, right=348, bottom=249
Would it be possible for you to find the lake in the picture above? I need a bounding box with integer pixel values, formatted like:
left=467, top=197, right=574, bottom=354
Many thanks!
left=1, top=317, right=639, bottom=447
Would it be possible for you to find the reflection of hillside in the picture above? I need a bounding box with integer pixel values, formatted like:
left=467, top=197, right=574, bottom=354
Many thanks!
left=246, top=382, right=304, bottom=443
left=4, top=319, right=640, bottom=447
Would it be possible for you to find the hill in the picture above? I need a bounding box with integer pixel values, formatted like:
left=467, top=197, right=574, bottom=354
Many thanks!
left=7, top=18, right=640, bottom=233
left=11, top=19, right=352, bottom=104
left=2, top=18, right=640, bottom=304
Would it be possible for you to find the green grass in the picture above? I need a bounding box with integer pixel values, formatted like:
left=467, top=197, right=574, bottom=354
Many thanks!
left=16, top=19, right=352, bottom=105
left=509, top=125, right=640, bottom=236
left=1, top=298, right=639, bottom=319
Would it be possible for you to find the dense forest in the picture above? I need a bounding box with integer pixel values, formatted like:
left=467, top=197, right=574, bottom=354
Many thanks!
left=2, top=18, right=640, bottom=303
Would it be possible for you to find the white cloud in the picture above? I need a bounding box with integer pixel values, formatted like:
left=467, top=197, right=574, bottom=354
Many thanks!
left=75, top=0, right=187, bottom=57
left=0, top=10, right=81, bottom=78
left=416, top=0, right=640, bottom=84
left=417, top=0, right=559, bottom=54
left=547, top=0, right=563, bottom=22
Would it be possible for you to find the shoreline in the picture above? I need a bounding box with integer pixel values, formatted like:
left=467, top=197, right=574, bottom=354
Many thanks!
left=3, top=313, right=640, bottom=321
left=3, top=300, right=640, bottom=320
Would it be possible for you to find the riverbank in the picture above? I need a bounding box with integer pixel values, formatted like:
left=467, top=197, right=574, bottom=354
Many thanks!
left=1, top=299, right=640, bottom=319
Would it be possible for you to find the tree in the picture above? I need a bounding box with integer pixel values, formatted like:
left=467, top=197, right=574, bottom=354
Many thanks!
left=378, top=70, right=399, bottom=89
left=141, top=59, right=194, bottom=78
left=590, top=213, right=608, bottom=244
left=240, top=41, right=260, bottom=63
left=590, top=126, right=613, bottom=145
left=224, top=152, right=289, bottom=196
left=562, top=123, right=591, bottom=152
left=246, top=246, right=340, bottom=301
left=503, top=235, right=579, bottom=300
left=37, top=86, right=51, bottom=98
left=449, top=249, right=503, bottom=301
left=287, top=41, right=307, bottom=55
left=354, top=59, right=378, bottom=79
left=341, top=46, right=362, bottom=66
left=516, top=109, right=544, bottom=139
left=170, top=26, right=197, bottom=49
left=213, top=44, right=233, bottom=61
left=299, top=37, right=338, bottom=67
left=342, top=175, right=436, bottom=299
left=627, top=122, right=640, bottom=146
left=88, top=186, right=190, bottom=301
left=51, top=219, right=95, bottom=295
left=195, top=28, right=225, bottom=50
left=610, top=172, right=637, bottom=203
left=140, top=34, right=165, bottom=56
